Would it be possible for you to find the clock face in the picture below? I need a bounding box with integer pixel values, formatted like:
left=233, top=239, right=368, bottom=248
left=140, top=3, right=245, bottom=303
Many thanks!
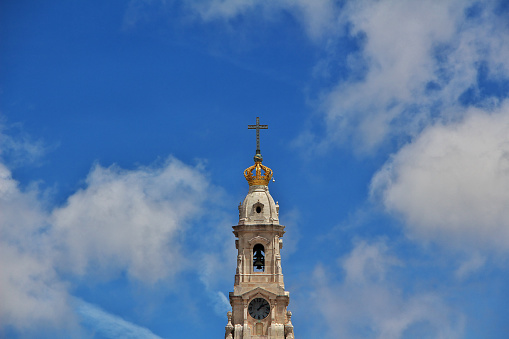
left=248, top=298, right=270, bottom=320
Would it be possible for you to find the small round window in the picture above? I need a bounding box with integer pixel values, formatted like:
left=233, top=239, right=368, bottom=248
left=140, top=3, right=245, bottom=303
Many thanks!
left=256, top=206, right=262, bottom=213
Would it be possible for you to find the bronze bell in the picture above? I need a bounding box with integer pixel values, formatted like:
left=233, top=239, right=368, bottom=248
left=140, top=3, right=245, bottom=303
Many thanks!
left=253, top=258, right=264, bottom=269
left=253, top=250, right=265, bottom=270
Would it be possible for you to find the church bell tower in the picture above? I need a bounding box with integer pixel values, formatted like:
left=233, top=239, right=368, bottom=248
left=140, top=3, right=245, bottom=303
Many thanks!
left=225, top=118, right=295, bottom=339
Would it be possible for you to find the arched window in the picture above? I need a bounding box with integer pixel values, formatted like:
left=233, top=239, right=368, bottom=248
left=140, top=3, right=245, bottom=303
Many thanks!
left=253, top=244, right=265, bottom=272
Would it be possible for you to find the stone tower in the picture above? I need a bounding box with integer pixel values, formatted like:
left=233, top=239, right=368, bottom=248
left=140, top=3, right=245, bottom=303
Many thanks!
left=225, top=118, right=294, bottom=339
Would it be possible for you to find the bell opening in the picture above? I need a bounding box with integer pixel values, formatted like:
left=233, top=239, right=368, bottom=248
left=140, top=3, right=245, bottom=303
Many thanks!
left=253, top=244, right=265, bottom=272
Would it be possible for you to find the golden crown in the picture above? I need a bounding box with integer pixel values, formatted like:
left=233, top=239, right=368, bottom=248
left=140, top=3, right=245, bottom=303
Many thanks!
left=244, top=155, right=273, bottom=186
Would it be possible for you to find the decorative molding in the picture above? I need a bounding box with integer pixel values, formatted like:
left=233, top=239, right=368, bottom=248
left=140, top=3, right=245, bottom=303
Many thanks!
left=248, top=235, right=270, bottom=246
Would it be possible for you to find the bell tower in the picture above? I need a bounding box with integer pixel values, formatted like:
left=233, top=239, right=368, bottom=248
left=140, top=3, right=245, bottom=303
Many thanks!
left=225, top=118, right=295, bottom=339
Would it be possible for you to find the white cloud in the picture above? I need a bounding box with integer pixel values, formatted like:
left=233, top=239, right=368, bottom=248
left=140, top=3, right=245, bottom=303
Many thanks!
left=52, top=157, right=208, bottom=282
left=187, top=0, right=258, bottom=21
left=455, top=252, right=486, bottom=279
left=318, top=0, right=476, bottom=152
left=0, top=123, right=47, bottom=166
left=124, top=0, right=338, bottom=40
left=0, top=163, right=72, bottom=330
left=0, top=155, right=213, bottom=331
left=310, top=240, right=464, bottom=339
left=342, top=240, right=401, bottom=284
left=0, top=245, right=72, bottom=331
left=371, top=103, right=509, bottom=252
left=186, top=0, right=337, bottom=40
left=75, top=299, right=163, bottom=339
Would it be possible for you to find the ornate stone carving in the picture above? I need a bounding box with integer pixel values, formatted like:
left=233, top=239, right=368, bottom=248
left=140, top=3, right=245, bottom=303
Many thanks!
left=234, top=324, right=243, bottom=338
left=285, top=311, right=294, bottom=339
left=237, top=255, right=243, bottom=274
left=225, top=311, right=234, bottom=339
left=275, top=254, right=282, bottom=274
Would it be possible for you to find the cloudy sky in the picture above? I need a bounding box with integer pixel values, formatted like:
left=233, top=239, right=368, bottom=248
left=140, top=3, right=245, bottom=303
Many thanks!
left=2, top=1, right=509, bottom=338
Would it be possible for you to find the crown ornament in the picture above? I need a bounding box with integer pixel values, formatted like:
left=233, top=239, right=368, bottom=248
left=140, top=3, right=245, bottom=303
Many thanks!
left=244, top=154, right=273, bottom=186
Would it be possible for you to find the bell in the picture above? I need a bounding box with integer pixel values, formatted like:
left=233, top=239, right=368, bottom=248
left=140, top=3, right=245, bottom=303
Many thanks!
left=253, top=258, right=264, bottom=269
left=253, top=244, right=265, bottom=270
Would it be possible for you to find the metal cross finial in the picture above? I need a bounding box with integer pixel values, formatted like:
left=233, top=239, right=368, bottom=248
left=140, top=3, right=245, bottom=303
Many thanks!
left=248, top=117, right=268, bottom=155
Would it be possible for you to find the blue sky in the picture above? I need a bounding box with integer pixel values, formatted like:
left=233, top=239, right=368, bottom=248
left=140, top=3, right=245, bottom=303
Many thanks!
left=2, top=1, right=509, bottom=338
